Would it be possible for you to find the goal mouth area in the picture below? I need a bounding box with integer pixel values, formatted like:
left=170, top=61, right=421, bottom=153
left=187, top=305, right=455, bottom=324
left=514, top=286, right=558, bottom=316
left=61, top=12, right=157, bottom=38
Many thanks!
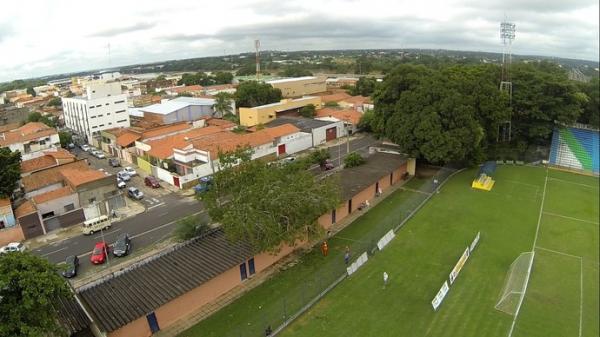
left=495, top=251, right=535, bottom=316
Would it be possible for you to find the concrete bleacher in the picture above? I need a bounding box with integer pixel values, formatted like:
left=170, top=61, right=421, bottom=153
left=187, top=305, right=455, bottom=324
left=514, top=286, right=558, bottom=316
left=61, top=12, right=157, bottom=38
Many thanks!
left=549, top=126, right=599, bottom=174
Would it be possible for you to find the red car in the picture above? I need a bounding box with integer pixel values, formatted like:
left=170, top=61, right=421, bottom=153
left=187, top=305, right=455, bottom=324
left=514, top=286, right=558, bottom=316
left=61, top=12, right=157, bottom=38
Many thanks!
left=144, top=175, right=160, bottom=188
left=90, top=242, right=108, bottom=265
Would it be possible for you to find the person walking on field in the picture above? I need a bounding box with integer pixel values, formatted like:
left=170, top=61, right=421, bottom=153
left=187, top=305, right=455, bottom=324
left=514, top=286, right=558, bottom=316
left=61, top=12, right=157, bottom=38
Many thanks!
left=383, top=271, right=389, bottom=288
left=344, top=246, right=351, bottom=265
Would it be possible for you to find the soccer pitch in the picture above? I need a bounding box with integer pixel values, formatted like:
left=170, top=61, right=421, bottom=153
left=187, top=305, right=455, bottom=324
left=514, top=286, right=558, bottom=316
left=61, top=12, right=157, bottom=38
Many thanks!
left=281, top=166, right=599, bottom=337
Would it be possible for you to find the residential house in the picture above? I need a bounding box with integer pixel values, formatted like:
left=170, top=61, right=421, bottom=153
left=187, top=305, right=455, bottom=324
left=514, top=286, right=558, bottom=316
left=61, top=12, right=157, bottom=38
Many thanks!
left=0, top=122, right=60, bottom=160
left=20, top=160, right=123, bottom=236
left=266, top=116, right=346, bottom=147
left=62, top=81, right=130, bottom=145
left=163, top=85, right=204, bottom=97
left=239, top=96, right=322, bottom=127
left=0, top=198, right=24, bottom=246
left=315, top=107, right=363, bottom=134
left=20, top=148, right=76, bottom=177
left=267, top=76, right=327, bottom=98
left=339, top=95, right=373, bottom=112
left=325, top=77, right=359, bottom=89
left=203, top=84, right=237, bottom=96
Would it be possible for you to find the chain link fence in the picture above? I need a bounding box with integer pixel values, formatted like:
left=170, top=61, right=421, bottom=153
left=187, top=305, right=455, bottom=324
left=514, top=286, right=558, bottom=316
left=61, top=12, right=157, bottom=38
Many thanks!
left=205, top=166, right=459, bottom=337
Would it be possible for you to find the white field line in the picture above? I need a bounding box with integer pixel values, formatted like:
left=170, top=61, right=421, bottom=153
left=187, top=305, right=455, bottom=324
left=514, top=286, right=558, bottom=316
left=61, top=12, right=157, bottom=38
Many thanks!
left=41, top=246, right=68, bottom=257
left=542, top=211, right=599, bottom=225
left=508, top=168, right=549, bottom=337
left=547, top=177, right=599, bottom=189
left=400, top=187, right=432, bottom=195
left=505, top=179, right=541, bottom=189
left=533, top=245, right=584, bottom=337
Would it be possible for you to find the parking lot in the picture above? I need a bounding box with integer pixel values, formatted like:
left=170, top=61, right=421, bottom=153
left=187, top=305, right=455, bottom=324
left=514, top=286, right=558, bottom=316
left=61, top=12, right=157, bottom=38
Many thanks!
left=71, top=146, right=175, bottom=210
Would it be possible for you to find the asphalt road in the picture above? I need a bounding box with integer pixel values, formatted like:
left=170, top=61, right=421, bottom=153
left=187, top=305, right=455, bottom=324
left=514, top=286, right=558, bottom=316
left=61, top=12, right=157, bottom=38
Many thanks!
left=33, top=192, right=206, bottom=274
left=33, top=135, right=378, bottom=278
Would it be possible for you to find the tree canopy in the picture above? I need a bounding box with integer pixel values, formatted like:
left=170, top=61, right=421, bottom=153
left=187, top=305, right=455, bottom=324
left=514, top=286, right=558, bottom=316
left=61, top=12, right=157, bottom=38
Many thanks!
left=234, top=81, right=282, bottom=108
left=299, top=104, right=316, bottom=118
left=348, top=77, right=378, bottom=96
left=280, top=66, right=313, bottom=77
left=203, top=147, right=340, bottom=253
left=367, top=62, right=588, bottom=164
left=212, top=92, right=234, bottom=117
left=26, top=112, right=56, bottom=128
left=178, top=71, right=233, bottom=86
left=0, top=148, right=21, bottom=198
left=0, top=252, right=72, bottom=337
left=58, top=131, right=72, bottom=148
left=47, top=97, right=62, bottom=107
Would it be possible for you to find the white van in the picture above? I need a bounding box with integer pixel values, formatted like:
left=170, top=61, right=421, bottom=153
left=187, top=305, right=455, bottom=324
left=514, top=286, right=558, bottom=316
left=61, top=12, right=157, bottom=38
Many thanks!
left=82, top=215, right=111, bottom=235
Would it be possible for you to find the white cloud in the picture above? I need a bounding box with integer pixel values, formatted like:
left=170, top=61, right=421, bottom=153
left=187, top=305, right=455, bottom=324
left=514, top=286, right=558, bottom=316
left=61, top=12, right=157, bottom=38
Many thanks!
left=0, top=0, right=597, bottom=81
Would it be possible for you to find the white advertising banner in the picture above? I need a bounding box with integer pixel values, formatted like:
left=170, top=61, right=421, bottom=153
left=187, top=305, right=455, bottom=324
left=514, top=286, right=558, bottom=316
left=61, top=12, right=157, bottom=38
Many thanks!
left=449, top=247, right=470, bottom=285
left=469, top=231, right=481, bottom=253
left=347, top=252, right=369, bottom=276
left=377, top=230, right=396, bottom=251
left=431, top=281, right=450, bottom=311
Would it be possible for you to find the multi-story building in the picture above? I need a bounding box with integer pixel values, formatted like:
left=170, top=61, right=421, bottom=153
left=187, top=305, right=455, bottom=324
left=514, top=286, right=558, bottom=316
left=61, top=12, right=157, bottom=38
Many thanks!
left=62, top=81, right=130, bottom=144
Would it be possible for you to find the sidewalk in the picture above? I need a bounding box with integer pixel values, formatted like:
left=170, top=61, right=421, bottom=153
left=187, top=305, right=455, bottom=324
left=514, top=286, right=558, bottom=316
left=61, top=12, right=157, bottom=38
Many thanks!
left=154, top=175, right=413, bottom=337
left=25, top=201, right=146, bottom=250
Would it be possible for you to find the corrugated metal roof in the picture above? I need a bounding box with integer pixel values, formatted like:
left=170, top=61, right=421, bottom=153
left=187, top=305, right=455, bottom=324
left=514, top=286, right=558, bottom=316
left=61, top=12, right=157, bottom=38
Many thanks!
left=77, top=229, right=253, bottom=332
left=267, top=76, right=317, bottom=84
left=139, top=97, right=215, bottom=115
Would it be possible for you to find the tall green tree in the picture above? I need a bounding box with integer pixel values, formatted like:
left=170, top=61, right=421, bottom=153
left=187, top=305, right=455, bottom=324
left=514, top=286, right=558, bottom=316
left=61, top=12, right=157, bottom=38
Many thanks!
left=280, top=66, right=312, bottom=77
left=0, top=252, right=72, bottom=337
left=26, top=87, right=36, bottom=97
left=349, top=77, right=377, bottom=96
left=576, top=77, right=599, bottom=129
left=212, top=92, right=234, bottom=117
left=299, top=104, right=316, bottom=118
left=0, top=148, right=21, bottom=198
left=26, top=112, right=56, bottom=128
left=58, top=131, right=72, bottom=148
left=203, top=147, right=340, bottom=253
left=234, top=81, right=282, bottom=108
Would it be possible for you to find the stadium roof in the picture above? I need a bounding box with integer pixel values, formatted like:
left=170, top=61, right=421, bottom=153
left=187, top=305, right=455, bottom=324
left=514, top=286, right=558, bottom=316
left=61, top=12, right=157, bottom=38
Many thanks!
left=267, top=76, right=317, bottom=84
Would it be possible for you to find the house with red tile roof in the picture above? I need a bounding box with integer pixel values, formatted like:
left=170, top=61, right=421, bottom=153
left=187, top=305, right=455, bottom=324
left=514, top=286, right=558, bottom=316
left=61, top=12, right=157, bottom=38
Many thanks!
left=18, top=159, right=122, bottom=238
left=20, top=148, right=76, bottom=176
left=315, top=107, right=363, bottom=133
left=0, top=122, right=60, bottom=160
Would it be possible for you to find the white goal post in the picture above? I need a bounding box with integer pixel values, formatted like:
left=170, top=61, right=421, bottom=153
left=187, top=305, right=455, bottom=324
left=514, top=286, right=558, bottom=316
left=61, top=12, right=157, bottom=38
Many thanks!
left=495, top=251, right=535, bottom=316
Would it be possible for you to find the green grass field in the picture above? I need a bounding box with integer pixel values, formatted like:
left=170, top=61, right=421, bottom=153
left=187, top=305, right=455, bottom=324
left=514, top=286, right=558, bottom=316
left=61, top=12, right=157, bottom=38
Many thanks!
left=281, top=166, right=599, bottom=337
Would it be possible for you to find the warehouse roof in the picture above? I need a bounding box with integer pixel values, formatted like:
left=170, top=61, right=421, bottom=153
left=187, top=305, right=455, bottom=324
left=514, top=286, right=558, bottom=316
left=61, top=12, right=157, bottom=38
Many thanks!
left=139, top=97, right=215, bottom=115
left=267, top=76, right=317, bottom=84
left=267, top=116, right=336, bottom=133
left=77, top=228, right=253, bottom=332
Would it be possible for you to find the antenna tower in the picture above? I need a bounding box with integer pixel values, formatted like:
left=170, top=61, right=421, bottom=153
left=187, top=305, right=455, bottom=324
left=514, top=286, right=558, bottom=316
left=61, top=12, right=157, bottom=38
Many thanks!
left=255, top=39, right=261, bottom=81
left=499, top=20, right=515, bottom=142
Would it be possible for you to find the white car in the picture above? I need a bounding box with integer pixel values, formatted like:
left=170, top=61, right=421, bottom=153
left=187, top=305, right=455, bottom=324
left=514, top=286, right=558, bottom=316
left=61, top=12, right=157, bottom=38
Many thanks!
left=117, top=178, right=126, bottom=189
left=117, top=171, right=131, bottom=182
left=0, top=242, right=25, bottom=254
left=92, top=150, right=106, bottom=159
left=80, top=144, right=91, bottom=152
left=123, top=167, right=137, bottom=176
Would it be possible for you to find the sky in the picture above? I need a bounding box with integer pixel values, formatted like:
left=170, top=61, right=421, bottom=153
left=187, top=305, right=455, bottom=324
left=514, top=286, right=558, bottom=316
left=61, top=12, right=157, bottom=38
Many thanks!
left=0, top=0, right=598, bottom=82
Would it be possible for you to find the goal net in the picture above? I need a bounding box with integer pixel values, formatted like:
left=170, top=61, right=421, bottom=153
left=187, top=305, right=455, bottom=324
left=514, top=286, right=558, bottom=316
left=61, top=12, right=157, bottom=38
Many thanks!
left=495, top=251, right=535, bottom=315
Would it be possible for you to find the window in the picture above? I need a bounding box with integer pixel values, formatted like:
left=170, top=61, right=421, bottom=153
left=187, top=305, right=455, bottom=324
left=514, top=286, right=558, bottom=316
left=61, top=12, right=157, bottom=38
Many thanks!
left=114, top=100, right=125, bottom=104
left=92, top=126, right=98, bottom=129
left=90, top=106, right=95, bottom=109
left=97, top=114, right=103, bottom=117
left=41, top=211, right=55, bottom=219
left=98, top=124, right=105, bottom=127
left=239, top=263, right=248, bottom=281
left=96, top=105, right=101, bottom=107
left=64, top=203, right=75, bottom=212
left=105, top=103, right=109, bottom=106
left=248, top=258, right=255, bottom=276
left=88, top=197, right=96, bottom=203
left=117, top=119, right=127, bottom=123
left=115, top=110, right=126, bottom=113
left=106, top=113, right=111, bottom=115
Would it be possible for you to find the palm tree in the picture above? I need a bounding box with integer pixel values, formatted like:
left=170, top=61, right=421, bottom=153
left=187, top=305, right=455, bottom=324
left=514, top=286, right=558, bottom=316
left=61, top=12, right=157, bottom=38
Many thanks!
left=212, top=92, right=234, bottom=118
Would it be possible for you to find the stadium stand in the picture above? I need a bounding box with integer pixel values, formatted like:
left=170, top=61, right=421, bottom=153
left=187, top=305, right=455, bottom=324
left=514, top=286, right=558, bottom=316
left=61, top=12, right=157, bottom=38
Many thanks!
left=549, top=126, right=599, bottom=174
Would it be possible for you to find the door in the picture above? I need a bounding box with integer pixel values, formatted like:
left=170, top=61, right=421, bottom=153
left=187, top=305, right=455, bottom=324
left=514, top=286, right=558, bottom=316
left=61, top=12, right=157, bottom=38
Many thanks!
left=240, top=263, right=248, bottom=281
left=278, top=144, right=286, bottom=155
left=248, top=258, right=256, bottom=276
left=348, top=199, right=352, bottom=214
left=375, top=182, right=379, bottom=197
left=325, top=127, right=337, bottom=141
left=146, top=312, right=160, bottom=333
left=331, top=209, right=336, bottom=224
left=173, top=176, right=180, bottom=188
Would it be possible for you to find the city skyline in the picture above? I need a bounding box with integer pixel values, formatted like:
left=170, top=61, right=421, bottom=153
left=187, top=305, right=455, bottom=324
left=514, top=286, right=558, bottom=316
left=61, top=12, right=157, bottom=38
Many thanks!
left=1, top=0, right=598, bottom=82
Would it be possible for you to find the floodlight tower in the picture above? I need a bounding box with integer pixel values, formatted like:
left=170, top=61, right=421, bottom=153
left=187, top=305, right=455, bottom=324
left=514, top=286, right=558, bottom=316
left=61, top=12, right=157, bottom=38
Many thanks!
left=255, top=39, right=261, bottom=81
left=499, top=20, right=516, bottom=142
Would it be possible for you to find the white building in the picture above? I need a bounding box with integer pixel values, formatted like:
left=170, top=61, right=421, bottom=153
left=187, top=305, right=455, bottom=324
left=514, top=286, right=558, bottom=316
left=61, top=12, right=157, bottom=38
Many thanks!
left=0, top=122, right=60, bottom=161
left=62, top=81, right=130, bottom=144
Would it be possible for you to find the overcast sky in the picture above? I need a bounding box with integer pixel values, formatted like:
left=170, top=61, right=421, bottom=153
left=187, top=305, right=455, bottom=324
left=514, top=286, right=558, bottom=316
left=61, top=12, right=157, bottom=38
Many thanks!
left=1, top=0, right=598, bottom=82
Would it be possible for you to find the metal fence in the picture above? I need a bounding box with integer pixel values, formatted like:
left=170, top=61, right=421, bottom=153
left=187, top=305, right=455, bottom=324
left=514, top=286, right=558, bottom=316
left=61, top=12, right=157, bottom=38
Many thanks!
left=215, top=166, right=459, bottom=337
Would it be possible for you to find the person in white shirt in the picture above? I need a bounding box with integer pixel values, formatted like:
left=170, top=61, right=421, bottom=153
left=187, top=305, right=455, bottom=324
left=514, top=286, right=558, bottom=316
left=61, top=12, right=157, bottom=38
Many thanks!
left=383, top=271, right=389, bottom=287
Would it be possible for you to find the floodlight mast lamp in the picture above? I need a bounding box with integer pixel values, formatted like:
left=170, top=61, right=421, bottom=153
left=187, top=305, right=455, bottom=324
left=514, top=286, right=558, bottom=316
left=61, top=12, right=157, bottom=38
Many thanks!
left=499, top=21, right=516, bottom=142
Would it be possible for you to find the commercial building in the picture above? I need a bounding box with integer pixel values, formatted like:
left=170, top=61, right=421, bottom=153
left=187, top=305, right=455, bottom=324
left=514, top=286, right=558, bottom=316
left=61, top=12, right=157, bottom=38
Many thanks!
left=267, top=76, right=327, bottom=98
left=62, top=81, right=130, bottom=144
left=239, top=96, right=322, bottom=127
left=135, top=97, right=231, bottom=124
left=0, top=122, right=60, bottom=160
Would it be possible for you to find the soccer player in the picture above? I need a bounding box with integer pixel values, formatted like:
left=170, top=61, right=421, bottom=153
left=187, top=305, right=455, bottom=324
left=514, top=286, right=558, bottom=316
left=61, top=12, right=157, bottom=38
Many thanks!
left=383, top=271, right=389, bottom=287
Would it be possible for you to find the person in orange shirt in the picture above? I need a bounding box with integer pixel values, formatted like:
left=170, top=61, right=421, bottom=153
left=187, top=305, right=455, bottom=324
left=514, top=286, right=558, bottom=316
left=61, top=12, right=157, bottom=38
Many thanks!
left=321, top=241, right=329, bottom=256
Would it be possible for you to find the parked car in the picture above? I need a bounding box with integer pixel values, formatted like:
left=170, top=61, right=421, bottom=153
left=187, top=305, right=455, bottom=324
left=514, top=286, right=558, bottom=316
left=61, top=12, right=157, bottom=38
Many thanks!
left=80, top=144, right=91, bottom=152
left=62, top=255, right=79, bottom=278
left=92, top=150, right=106, bottom=159
left=193, top=176, right=213, bottom=194
left=117, top=171, right=131, bottom=182
left=67, top=143, right=75, bottom=149
left=113, top=233, right=131, bottom=257
left=144, top=175, right=160, bottom=188
left=108, top=158, right=120, bottom=167
left=123, top=167, right=137, bottom=176
left=282, top=156, right=296, bottom=164
left=90, top=242, right=108, bottom=265
left=0, top=242, right=25, bottom=254
left=127, top=187, right=144, bottom=200
left=117, top=178, right=126, bottom=189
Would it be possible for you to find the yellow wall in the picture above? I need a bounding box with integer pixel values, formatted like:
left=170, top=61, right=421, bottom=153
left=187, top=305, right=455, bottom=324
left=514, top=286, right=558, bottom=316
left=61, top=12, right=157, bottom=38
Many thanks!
left=270, top=77, right=327, bottom=98
left=240, top=97, right=322, bottom=127
left=136, top=157, right=153, bottom=174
